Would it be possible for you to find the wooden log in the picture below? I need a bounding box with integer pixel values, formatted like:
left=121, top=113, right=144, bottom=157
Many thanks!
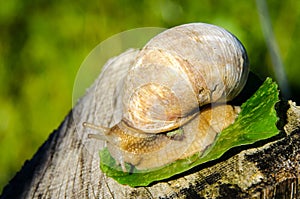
left=1, top=49, right=300, bottom=199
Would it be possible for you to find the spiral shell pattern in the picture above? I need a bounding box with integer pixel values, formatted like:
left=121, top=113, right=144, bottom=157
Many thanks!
left=122, top=23, right=249, bottom=133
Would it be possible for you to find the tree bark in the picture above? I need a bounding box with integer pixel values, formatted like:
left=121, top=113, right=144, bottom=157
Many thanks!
left=1, top=49, right=300, bottom=199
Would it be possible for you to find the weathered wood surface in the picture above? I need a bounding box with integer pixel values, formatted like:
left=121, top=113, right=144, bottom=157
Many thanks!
left=1, top=49, right=300, bottom=199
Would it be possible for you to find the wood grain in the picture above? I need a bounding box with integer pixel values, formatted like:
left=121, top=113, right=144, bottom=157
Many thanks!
left=1, top=49, right=300, bottom=199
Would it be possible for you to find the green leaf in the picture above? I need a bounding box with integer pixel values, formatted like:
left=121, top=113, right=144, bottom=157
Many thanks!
left=99, top=77, right=280, bottom=187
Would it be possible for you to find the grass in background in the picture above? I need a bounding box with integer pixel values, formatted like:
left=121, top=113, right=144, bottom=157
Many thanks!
left=0, top=0, right=299, bottom=192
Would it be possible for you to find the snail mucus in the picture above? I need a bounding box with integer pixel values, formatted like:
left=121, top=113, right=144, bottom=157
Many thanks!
left=84, top=23, right=249, bottom=172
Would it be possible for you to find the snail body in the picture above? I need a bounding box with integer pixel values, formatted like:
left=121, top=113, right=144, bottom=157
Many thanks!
left=103, top=104, right=240, bottom=170
left=85, top=23, right=249, bottom=171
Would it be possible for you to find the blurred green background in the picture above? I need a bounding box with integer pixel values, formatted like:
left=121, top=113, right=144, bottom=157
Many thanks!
left=1, top=0, right=299, bottom=193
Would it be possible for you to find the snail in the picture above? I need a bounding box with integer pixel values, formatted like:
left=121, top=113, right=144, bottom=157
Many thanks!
left=84, top=23, right=249, bottom=172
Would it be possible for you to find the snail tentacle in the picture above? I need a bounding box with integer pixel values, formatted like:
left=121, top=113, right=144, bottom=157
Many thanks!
left=83, top=122, right=110, bottom=140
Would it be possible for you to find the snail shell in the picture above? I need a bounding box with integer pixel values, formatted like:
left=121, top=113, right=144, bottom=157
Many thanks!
left=85, top=23, right=249, bottom=171
left=122, top=23, right=248, bottom=133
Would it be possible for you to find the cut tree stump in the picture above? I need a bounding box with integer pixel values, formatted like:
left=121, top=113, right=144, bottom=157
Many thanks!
left=1, top=49, right=300, bottom=199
